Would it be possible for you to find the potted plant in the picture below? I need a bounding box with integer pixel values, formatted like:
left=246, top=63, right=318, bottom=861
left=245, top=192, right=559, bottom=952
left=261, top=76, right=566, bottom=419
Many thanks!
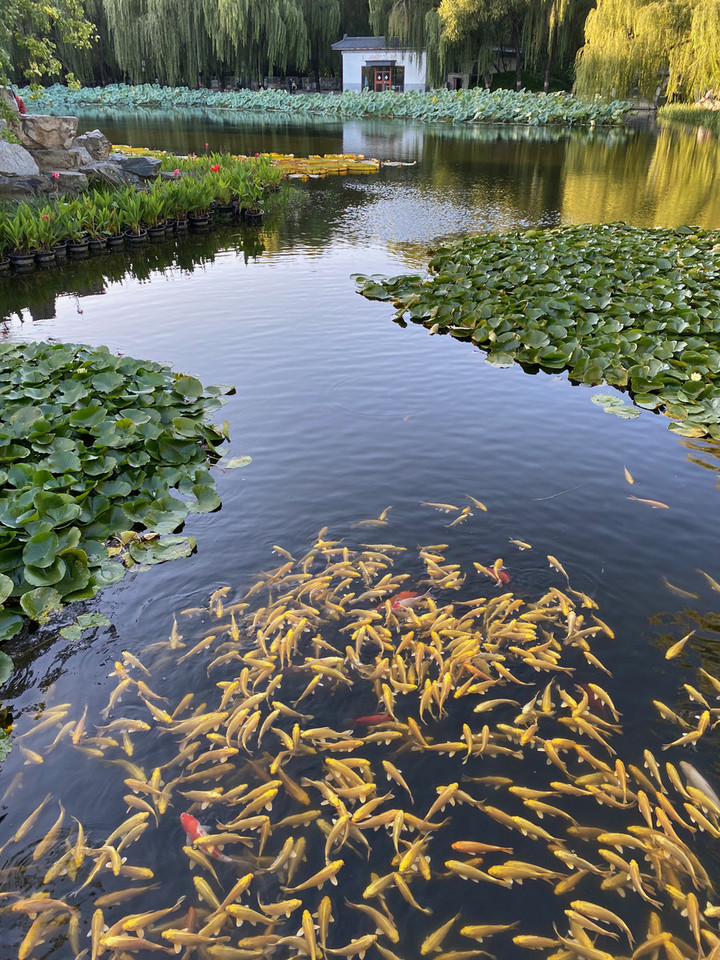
left=186, top=176, right=215, bottom=228
left=143, top=185, right=168, bottom=239
left=5, top=205, right=36, bottom=269
left=118, top=188, right=148, bottom=242
left=0, top=230, right=10, bottom=274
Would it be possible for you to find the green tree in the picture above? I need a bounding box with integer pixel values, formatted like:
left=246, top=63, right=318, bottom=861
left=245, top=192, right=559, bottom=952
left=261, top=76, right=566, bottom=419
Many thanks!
left=574, top=0, right=704, bottom=102
left=1, top=0, right=95, bottom=84
left=298, top=0, right=341, bottom=88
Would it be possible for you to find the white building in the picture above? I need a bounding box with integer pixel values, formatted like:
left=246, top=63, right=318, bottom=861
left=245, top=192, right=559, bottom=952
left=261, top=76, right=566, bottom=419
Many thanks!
left=331, top=36, right=427, bottom=94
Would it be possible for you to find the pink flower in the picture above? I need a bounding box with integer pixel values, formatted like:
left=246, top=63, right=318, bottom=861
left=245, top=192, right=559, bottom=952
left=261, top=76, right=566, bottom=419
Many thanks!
left=255, top=152, right=259, bottom=157
left=172, top=168, right=180, bottom=175
left=189, top=152, right=196, bottom=158
left=205, top=142, right=209, bottom=148
left=42, top=214, right=50, bottom=220
left=51, top=172, right=60, bottom=180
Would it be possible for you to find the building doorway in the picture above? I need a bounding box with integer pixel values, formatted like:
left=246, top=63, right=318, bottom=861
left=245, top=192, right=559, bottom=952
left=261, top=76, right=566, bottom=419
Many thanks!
left=373, top=68, right=391, bottom=92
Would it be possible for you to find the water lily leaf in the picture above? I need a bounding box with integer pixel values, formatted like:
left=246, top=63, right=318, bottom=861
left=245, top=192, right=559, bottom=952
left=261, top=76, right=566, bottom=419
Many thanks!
left=0, top=651, right=13, bottom=686
left=24, top=556, right=67, bottom=587
left=56, top=549, right=90, bottom=597
left=128, top=535, right=197, bottom=565
left=20, top=587, right=63, bottom=622
left=33, top=491, right=82, bottom=528
left=95, top=562, right=126, bottom=587
left=0, top=575, right=12, bottom=605
left=22, top=531, right=59, bottom=569
left=602, top=405, right=641, bottom=419
left=0, top=609, right=23, bottom=642
left=76, top=612, right=111, bottom=628
left=590, top=393, right=623, bottom=407
left=174, top=375, right=204, bottom=398
left=220, top=456, right=253, bottom=469
left=188, top=485, right=222, bottom=514
left=668, top=421, right=707, bottom=437
left=59, top=624, right=83, bottom=641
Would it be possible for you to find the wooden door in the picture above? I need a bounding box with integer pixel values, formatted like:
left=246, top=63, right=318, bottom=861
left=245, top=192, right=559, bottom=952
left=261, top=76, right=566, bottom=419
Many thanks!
left=373, top=68, right=391, bottom=92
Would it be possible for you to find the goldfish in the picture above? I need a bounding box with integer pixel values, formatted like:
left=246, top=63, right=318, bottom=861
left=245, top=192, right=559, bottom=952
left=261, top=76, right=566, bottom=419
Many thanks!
left=180, top=812, right=232, bottom=863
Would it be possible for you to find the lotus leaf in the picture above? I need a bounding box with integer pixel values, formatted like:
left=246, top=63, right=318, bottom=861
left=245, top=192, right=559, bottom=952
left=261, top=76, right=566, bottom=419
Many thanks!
left=0, top=609, right=22, bottom=642
left=0, top=575, right=12, bottom=605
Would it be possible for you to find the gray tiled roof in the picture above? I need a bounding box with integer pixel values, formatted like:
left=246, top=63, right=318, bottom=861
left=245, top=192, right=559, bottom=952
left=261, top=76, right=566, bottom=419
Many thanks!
left=331, top=36, right=406, bottom=51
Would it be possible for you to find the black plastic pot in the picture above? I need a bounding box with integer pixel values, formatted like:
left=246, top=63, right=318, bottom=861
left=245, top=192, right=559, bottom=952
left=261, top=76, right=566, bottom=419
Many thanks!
left=0, top=258, right=11, bottom=275
left=174, top=219, right=188, bottom=233
left=147, top=225, right=167, bottom=240
left=67, top=240, right=89, bottom=256
left=107, top=235, right=125, bottom=249
left=89, top=238, right=107, bottom=254
left=215, top=203, right=236, bottom=217
left=124, top=229, right=148, bottom=244
left=52, top=244, right=68, bottom=259
left=9, top=251, right=36, bottom=269
left=243, top=208, right=264, bottom=226
left=35, top=250, right=56, bottom=265
left=188, top=213, right=211, bottom=230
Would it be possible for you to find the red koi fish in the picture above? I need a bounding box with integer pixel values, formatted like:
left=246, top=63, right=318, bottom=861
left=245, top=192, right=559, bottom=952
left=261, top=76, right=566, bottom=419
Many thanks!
left=180, top=812, right=232, bottom=863
left=376, top=590, right=431, bottom=611
left=352, top=712, right=392, bottom=726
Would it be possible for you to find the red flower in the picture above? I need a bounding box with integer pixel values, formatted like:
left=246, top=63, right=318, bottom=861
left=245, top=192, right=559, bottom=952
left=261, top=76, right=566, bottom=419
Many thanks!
left=172, top=168, right=180, bottom=175
left=210, top=163, right=221, bottom=172
left=51, top=172, right=60, bottom=180
left=42, top=214, right=50, bottom=220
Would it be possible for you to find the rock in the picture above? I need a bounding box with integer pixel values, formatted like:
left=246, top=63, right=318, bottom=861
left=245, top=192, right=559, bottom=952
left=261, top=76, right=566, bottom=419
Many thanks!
left=0, top=137, right=39, bottom=176
left=0, top=88, right=19, bottom=114
left=0, top=174, right=45, bottom=201
left=83, top=160, right=128, bottom=187
left=19, top=115, right=78, bottom=151
left=111, top=154, right=162, bottom=178
left=73, top=129, right=112, bottom=161
left=46, top=170, right=88, bottom=196
left=31, top=146, right=93, bottom=170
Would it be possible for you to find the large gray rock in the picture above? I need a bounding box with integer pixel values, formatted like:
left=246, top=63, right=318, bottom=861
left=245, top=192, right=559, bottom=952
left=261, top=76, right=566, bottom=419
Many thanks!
left=31, top=146, right=93, bottom=170
left=83, top=160, right=128, bottom=187
left=20, top=115, right=78, bottom=150
left=73, top=129, right=112, bottom=161
left=111, top=154, right=162, bottom=178
left=0, top=88, right=19, bottom=115
left=0, top=174, right=45, bottom=201
left=0, top=137, right=39, bottom=176
left=48, top=170, right=88, bottom=196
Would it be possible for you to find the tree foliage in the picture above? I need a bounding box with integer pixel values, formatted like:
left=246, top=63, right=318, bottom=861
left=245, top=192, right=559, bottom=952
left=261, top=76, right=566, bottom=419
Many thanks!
left=575, top=0, right=720, bottom=101
left=1, top=0, right=95, bottom=84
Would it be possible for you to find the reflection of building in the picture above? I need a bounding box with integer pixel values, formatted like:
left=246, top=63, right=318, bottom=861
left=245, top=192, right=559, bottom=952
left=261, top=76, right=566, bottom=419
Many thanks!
left=331, top=37, right=427, bottom=93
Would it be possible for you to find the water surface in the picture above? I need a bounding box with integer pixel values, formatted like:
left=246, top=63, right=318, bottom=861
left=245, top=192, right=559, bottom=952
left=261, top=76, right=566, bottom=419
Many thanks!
left=1, top=109, right=720, bottom=958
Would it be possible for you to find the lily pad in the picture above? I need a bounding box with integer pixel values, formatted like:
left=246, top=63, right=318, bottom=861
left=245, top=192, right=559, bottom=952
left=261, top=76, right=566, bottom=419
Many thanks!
left=128, top=535, right=197, bottom=565
left=220, top=456, right=253, bottom=469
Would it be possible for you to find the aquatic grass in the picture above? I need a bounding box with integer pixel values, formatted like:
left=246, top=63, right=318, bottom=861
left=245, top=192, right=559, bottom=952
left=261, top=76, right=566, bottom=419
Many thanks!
left=0, top=341, right=238, bottom=676
left=21, top=83, right=633, bottom=127
left=3, top=524, right=720, bottom=957
left=659, top=103, right=720, bottom=135
left=355, top=222, right=720, bottom=440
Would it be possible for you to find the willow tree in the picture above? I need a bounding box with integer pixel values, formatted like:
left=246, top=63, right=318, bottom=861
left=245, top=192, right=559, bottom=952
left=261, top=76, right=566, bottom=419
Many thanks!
left=369, top=0, right=485, bottom=86
left=298, top=0, right=341, bottom=87
left=438, top=0, right=530, bottom=89
left=574, top=0, right=712, bottom=102
left=523, top=0, right=590, bottom=90
left=1, top=0, right=95, bottom=84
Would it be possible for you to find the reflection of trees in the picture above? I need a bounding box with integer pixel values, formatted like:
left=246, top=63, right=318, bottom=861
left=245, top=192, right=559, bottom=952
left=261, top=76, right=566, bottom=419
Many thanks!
left=561, top=124, right=720, bottom=227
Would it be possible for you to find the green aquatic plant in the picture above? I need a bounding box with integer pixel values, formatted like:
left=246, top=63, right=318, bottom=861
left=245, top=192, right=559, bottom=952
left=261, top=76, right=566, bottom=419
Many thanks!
left=356, top=222, right=720, bottom=440
left=21, top=82, right=633, bottom=126
left=0, top=341, right=239, bottom=677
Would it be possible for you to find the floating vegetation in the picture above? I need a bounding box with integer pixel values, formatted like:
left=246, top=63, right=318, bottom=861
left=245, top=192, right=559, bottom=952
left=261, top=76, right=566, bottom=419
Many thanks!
left=0, top=341, right=236, bottom=663
left=22, top=84, right=633, bottom=127
left=4, top=519, right=720, bottom=959
left=355, top=223, right=720, bottom=440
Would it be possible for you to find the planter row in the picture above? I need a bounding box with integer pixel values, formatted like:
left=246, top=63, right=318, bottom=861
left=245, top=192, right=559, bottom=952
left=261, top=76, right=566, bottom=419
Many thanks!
left=0, top=204, right=264, bottom=276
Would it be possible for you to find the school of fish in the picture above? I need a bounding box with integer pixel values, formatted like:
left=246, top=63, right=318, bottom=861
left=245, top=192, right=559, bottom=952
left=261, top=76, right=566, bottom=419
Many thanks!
left=2, top=516, right=720, bottom=960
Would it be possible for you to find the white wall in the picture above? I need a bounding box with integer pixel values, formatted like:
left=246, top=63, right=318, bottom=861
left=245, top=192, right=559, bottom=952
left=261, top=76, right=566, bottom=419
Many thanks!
left=341, top=49, right=427, bottom=93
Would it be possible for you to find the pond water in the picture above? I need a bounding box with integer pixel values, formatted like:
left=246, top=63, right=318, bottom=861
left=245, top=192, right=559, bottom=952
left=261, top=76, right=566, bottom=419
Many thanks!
left=2, top=108, right=720, bottom=959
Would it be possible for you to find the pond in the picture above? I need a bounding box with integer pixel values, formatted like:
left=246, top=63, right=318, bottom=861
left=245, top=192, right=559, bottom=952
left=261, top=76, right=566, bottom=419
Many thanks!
left=2, top=108, right=720, bottom=959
